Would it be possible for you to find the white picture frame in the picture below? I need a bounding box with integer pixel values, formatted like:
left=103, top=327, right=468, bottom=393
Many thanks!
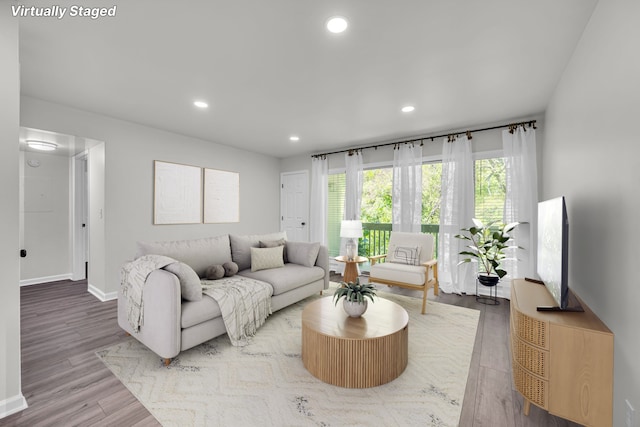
left=153, top=160, right=202, bottom=224
left=204, top=168, right=240, bottom=223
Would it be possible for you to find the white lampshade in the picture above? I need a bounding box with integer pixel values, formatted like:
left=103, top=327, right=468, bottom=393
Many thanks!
left=340, top=220, right=363, bottom=239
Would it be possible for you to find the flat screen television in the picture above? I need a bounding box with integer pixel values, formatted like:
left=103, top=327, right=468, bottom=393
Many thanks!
left=535, top=196, right=583, bottom=312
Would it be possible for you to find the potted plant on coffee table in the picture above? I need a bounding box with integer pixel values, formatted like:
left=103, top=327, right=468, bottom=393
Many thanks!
left=333, top=278, right=377, bottom=318
left=455, top=219, right=520, bottom=286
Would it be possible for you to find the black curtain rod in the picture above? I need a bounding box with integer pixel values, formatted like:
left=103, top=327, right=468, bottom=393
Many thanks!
left=311, top=119, right=537, bottom=158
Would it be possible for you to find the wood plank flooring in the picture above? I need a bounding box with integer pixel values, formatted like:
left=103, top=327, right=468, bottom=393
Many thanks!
left=1, top=277, right=580, bottom=426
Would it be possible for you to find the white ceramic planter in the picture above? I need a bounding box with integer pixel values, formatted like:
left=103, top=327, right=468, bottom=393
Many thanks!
left=343, top=299, right=368, bottom=317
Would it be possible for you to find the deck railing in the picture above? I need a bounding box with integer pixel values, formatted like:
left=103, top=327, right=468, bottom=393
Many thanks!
left=361, top=223, right=439, bottom=260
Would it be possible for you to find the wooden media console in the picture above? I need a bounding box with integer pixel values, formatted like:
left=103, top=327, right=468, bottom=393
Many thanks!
left=510, top=279, right=613, bottom=427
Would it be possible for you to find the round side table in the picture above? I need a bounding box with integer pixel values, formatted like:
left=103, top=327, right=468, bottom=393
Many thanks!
left=335, top=255, right=367, bottom=283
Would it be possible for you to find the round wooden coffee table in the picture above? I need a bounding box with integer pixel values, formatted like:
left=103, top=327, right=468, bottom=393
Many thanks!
left=301, top=296, right=409, bottom=388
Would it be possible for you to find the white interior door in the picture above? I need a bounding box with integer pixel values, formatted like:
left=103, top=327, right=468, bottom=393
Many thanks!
left=281, top=171, right=309, bottom=242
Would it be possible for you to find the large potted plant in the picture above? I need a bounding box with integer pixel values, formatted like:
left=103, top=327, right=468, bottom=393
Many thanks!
left=333, top=278, right=377, bottom=317
left=455, top=219, right=519, bottom=286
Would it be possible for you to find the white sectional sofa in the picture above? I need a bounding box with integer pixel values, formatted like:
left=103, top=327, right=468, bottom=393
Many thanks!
left=117, top=232, right=329, bottom=364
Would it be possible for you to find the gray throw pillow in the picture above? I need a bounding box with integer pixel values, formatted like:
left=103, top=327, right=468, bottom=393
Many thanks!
left=229, top=235, right=255, bottom=271
left=229, top=232, right=287, bottom=271
left=286, top=241, right=320, bottom=267
left=163, top=262, right=202, bottom=301
left=205, top=265, right=225, bottom=280
left=259, top=239, right=288, bottom=263
left=223, top=261, right=239, bottom=277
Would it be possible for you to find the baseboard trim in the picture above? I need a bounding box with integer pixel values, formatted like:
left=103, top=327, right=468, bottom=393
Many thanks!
left=20, top=273, right=73, bottom=287
left=0, top=393, right=28, bottom=419
left=87, top=284, right=118, bottom=302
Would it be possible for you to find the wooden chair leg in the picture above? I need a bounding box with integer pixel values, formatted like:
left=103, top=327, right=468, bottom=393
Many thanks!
left=421, top=288, right=427, bottom=314
left=433, top=265, right=439, bottom=295
left=163, top=358, right=171, bottom=366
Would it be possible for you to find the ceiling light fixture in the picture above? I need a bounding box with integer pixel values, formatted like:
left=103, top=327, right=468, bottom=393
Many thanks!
left=26, top=140, right=57, bottom=151
left=193, top=100, right=208, bottom=109
left=290, top=136, right=300, bottom=142
left=401, top=105, right=415, bottom=113
left=326, top=16, right=348, bottom=33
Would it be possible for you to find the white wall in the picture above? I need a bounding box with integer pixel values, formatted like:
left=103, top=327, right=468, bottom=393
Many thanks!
left=20, top=97, right=282, bottom=297
left=543, top=0, right=640, bottom=425
left=20, top=151, right=71, bottom=284
left=0, top=8, right=26, bottom=418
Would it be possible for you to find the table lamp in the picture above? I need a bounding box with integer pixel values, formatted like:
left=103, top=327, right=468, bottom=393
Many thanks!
left=340, top=220, right=363, bottom=261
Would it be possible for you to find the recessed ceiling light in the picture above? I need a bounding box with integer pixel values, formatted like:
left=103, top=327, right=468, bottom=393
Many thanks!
left=193, top=100, right=208, bottom=109
left=326, top=16, right=348, bottom=33
left=401, top=105, right=415, bottom=113
left=26, top=140, right=57, bottom=151
left=290, top=136, right=300, bottom=142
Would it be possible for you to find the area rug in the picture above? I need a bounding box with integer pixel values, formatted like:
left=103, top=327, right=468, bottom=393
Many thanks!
left=97, top=289, right=479, bottom=427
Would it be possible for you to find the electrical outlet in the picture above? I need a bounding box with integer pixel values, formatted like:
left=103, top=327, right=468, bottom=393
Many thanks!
left=627, top=399, right=635, bottom=427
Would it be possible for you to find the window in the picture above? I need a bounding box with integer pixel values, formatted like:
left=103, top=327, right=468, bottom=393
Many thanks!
left=421, top=162, right=442, bottom=225
left=361, top=167, right=393, bottom=259
left=361, top=168, right=392, bottom=224
left=327, top=173, right=345, bottom=258
left=326, top=155, right=506, bottom=262
left=474, top=157, right=506, bottom=224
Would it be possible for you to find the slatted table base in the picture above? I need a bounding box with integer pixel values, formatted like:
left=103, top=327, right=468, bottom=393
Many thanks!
left=301, top=298, right=409, bottom=388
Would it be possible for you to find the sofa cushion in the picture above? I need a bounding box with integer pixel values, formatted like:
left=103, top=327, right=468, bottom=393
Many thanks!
left=229, top=232, right=287, bottom=271
left=286, top=241, right=320, bottom=267
left=163, top=262, right=203, bottom=301
left=136, top=235, right=232, bottom=278
left=181, top=294, right=222, bottom=328
left=370, top=262, right=430, bottom=286
left=259, top=238, right=288, bottom=263
left=238, top=263, right=325, bottom=296
left=251, top=246, right=285, bottom=272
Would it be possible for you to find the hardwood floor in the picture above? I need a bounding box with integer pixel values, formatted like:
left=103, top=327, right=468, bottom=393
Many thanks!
left=2, top=280, right=159, bottom=427
left=1, top=277, right=580, bottom=426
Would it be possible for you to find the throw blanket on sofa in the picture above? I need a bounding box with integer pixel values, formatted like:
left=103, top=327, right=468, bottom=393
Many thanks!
left=121, top=254, right=177, bottom=332
left=201, top=277, right=273, bottom=347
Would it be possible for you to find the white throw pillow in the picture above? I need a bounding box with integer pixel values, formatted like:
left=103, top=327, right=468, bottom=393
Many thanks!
left=387, top=244, right=421, bottom=266
left=250, top=246, right=285, bottom=272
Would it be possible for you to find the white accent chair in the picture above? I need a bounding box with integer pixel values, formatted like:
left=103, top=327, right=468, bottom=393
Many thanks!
left=368, top=232, right=438, bottom=314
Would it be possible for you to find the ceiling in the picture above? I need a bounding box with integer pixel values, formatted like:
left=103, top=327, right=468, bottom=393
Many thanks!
left=17, top=0, right=598, bottom=158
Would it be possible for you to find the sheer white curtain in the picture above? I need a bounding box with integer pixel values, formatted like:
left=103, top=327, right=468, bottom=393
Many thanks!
left=310, top=156, right=328, bottom=246
left=392, top=143, right=423, bottom=232
left=344, top=150, right=363, bottom=221
left=338, top=151, right=363, bottom=274
left=438, top=135, right=476, bottom=294
left=502, top=126, right=538, bottom=281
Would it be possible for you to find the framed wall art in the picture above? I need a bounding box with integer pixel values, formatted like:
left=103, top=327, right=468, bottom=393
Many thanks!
left=204, top=168, right=239, bottom=223
left=153, top=160, right=202, bottom=224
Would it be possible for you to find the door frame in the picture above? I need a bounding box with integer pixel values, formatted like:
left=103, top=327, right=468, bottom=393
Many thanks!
left=71, top=150, right=88, bottom=281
